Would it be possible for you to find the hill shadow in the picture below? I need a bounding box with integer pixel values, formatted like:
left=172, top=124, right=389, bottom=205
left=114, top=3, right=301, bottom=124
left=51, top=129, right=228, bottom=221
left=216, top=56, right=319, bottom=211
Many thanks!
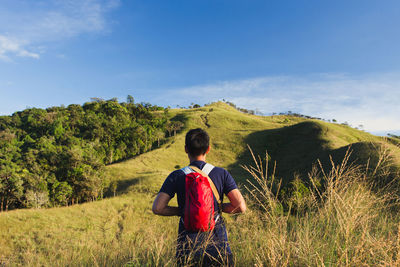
left=227, top=121, right=399, bottom=190
left=104, top=172, right=159, bottom=197
left=227, top=121, right=331, bottom=184
left=104, top=177, right=140, bottom=197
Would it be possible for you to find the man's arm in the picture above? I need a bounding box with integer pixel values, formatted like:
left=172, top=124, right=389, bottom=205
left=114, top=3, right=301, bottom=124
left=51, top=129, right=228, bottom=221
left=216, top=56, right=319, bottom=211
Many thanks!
left=152, top=192, right=180, bottom=216
left=222, top=189, right=246, bottom=214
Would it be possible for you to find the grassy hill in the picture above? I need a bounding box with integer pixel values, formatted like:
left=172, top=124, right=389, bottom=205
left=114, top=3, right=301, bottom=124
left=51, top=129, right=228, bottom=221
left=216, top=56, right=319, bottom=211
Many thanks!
left=1, top=102, right=400, bottom=266
left=108, top=102, right=398, bottom=194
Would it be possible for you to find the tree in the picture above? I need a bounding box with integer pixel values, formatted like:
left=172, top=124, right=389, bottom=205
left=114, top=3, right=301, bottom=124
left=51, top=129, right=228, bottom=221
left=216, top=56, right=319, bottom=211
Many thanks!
left=165, top=122, right=174, bottom=137
left=62, top=143, right=106, bottom=203
left=154, top=129, right=165, bottom=147
left=25, top=190, right=49, bottom=209
left=67, top=104, right=84, bottom=134
left=110, top=180, right=118, bottom=197
left=171, top=121, right=184, bottom=136
left=127, top=95, right=135, bottom=104
left=51, top=181, right=72, bottom=206
left=0, top=169, right=23, bottom=211
left=0, top=130, right=23, bottom=211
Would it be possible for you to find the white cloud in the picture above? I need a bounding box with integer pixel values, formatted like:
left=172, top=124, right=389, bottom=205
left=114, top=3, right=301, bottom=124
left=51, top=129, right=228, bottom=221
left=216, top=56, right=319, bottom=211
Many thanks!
left=0, top=35, right=39, bottom=60
left=0, top=0, right=120, bottom=60
left=163, top=72, right=400, bottom=135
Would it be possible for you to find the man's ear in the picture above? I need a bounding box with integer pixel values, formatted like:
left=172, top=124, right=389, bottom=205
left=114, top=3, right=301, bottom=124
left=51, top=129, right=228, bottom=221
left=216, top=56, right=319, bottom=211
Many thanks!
left=185, top=145, right=188, bottom=154
left=205, top=146, right=211, bottom=154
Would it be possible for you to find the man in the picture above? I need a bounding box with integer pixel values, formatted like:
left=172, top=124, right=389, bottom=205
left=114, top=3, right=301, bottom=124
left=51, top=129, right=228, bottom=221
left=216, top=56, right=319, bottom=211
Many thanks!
left=152, top=128, right=246, bottom=266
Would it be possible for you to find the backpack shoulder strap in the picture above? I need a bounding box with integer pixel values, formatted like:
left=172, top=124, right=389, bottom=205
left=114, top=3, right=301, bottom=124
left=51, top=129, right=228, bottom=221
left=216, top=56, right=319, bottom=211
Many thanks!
left=181, top=166, right=193, bottom=175
left=202, top=163, right=215, bottom=176
left=189, top=165, right=222, bottom=211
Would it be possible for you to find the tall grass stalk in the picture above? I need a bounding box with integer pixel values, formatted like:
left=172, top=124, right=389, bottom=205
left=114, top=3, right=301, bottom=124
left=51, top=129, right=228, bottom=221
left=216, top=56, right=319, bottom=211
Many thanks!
left=235, top=146, right=400, bottom=266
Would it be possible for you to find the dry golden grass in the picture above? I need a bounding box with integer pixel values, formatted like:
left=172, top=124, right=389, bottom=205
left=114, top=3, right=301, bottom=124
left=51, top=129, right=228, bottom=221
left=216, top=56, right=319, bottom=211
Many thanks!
left=232, top=147, right=400, bottom=267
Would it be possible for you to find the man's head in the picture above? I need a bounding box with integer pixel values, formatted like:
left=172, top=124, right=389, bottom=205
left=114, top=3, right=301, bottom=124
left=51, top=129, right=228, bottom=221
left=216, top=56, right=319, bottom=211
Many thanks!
left=185, top=128, right=210, bottom=157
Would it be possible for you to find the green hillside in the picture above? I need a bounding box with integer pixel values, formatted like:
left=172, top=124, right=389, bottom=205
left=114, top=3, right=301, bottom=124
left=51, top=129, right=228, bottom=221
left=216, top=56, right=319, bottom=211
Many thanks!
left=108, top=102, right=398, bottom=194
left=106, top=102, right=308, bottom=194
left=1, top=102, right=399, bottom=266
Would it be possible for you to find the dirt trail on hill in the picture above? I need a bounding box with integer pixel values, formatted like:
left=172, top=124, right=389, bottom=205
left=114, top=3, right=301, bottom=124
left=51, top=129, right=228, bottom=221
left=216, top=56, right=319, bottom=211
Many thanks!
left=200, top=113, right=211, bottom=128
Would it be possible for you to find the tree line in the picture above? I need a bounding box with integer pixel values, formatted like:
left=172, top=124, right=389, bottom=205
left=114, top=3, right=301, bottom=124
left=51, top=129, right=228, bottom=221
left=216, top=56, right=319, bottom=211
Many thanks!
left=0, top=96, right=180, bottom=211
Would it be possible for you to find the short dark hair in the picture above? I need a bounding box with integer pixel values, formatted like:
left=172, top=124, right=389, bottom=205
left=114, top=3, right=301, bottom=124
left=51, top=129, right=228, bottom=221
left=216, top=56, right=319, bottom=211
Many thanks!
left=185, top=128, right=210, bottom=156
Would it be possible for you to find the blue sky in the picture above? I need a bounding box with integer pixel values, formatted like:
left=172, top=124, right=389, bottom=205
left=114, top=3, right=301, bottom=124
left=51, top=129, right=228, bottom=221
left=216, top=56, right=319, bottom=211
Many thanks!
left=0, top=0, right=399, bottom=135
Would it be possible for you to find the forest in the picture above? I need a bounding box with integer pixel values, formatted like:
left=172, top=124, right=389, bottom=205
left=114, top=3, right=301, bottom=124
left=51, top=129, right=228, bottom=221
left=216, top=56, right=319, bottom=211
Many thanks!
left=0, top=96, right=182, bottom=211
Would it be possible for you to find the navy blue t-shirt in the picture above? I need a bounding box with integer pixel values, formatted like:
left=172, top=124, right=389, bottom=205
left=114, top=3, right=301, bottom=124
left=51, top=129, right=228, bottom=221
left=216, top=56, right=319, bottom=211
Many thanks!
left=159, top=160, right=238, bottom=215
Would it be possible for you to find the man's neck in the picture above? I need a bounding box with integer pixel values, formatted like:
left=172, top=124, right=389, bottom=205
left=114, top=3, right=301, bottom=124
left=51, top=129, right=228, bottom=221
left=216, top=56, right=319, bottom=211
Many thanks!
left=188, top=154, right=206, bottom=163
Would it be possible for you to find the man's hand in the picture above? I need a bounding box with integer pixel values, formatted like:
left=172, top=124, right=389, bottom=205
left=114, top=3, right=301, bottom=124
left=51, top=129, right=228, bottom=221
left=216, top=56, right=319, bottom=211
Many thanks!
left=152, top=192, right=180, bottom=216
left=222, top=189, right=246, bottom=214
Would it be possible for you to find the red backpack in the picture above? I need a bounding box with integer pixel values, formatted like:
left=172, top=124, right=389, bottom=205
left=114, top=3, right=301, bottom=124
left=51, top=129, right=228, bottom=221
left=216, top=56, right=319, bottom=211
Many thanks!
left=181, top=163, right=222, bottom=232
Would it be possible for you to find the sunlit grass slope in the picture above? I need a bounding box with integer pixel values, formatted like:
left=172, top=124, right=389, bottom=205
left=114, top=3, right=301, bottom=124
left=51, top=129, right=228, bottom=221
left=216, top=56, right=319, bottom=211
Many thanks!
left=0, top=192, right=178, bottom=266
left=1, top=102, right=400, bottom=266
left=108, top=102, right=398, bottom=191
left=107, top=102, right=314, bottom=192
